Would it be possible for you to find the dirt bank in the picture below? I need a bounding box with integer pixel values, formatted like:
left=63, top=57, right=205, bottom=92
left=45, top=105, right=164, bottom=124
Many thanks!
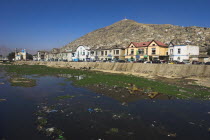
left=11, top=61, right=210, bottom=88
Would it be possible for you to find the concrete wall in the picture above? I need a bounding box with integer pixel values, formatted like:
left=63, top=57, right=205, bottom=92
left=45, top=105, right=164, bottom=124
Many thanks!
left=13, top=61, right=210, bottom=78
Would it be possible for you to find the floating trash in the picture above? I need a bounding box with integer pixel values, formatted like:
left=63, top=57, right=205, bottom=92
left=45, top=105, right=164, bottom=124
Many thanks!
left=0, top=99, right=6, bottom=102
left=167, top=133, right=177, bottom=137
left=94, top=108, right=103, bottom=112
left=147, top=92, right=159, bottom=99
left=0, top=82, right=4, bottom=85
left=88, top=108, right=94, bottom=113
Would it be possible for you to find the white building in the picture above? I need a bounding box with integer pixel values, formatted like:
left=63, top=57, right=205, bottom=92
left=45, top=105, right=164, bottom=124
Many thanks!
left=168, top=43, right=199, bottom=62
left=15, top=49, right=27, bottom=61
left=72, top=46, right=91, bottom=61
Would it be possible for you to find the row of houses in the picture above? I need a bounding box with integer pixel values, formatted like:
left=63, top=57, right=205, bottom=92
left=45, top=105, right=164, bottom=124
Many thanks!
left=35, top=40, right=209, bottom=62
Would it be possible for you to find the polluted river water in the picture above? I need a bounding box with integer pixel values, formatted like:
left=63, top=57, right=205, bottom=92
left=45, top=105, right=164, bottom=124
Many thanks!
left=0, top=68, right=210, bottom=140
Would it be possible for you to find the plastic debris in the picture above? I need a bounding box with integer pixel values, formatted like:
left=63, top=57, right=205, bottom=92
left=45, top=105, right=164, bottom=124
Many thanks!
left=94, top=108, right=103, bottom=112
left=46, top=127, right=55, bottom=136
left=167, top=133, right=177, bottom=137
left=147, top=92, right=159, bottom=99
left=0, top=82, right=5, bottom=85
left=121, top=102, right=128, bottom=106
left=189, top=122, right=195, bottom=125
left=0, top=99, right=7, bottom=102
left=88, top=108, right=94, bottom=113
left=47, top=110, right=58, bottom=113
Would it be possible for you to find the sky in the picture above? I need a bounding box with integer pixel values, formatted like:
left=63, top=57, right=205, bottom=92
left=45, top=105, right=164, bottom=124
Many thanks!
left=0, top=0, right=210, bottom=51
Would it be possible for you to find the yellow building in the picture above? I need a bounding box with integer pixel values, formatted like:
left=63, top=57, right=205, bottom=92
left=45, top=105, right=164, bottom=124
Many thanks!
left=125, top=42, right=150, bottom=61
left=147, top=40, right=168, bottom=61
left=125, top=40, right=168, bottom=61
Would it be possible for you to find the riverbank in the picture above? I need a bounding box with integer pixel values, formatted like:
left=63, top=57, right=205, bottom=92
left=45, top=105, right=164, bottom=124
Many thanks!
left=6, top=61, right=210, bottom=88
left=12, top=61, right=210, bottom=78
left=1, top=64, right=210, bottom=100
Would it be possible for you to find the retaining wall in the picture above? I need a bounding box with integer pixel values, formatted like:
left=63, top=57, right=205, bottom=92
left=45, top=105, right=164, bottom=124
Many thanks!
left=13, top=61, right=210, bottom=77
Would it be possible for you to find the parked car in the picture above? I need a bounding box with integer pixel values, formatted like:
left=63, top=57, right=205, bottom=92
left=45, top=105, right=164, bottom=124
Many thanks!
left=205, top=62, right=210, bottom=65
left=182, top=60, right=191, bottom=64
left=177, top=61, right=185, bottom=64
left=136, top=60, right=144, bottom=63
left=144, top=61, right=152, bottom=63
left=192, top=61, right=202, bottom=65
left=152, top=60, right=161, bottom=64
left=117, top=60, right=126, bottom=63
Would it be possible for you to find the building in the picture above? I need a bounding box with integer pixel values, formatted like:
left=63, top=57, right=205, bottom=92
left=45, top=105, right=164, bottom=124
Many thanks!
left=15, top=49, right=27, bottom=61
left=125, top=40, right=168, bottom=61
left=37, top=51, right=49, bottom=61
left=168, top=42, right=199, bottom=62
left=111, top=45, right=125, bottom=60
left=33, top=54, right=38, bottom=61
left=59, top=49, right=74, bottom=61
left=198, top=47, right=209, bottom=62
left=147, top=40, right=168, bottom=61
left=48, top=48, right=60, bottom=61
left=125, top=41, right=150, bottom=61
left=97, top=47, right=112, bottom=61
left=72, top=46, right=91, bottom=61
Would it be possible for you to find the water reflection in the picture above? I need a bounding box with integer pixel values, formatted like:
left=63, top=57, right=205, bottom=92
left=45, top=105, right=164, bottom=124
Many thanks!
left=58, top=74, right=86, bottom=80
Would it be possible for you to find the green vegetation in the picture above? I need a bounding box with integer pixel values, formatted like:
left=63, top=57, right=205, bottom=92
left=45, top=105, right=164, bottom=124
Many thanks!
left=2, top=65, right=210, bottom=99
left=58, top=83, right=67, bottom=86
left=7, top=52, right=15, bottom=61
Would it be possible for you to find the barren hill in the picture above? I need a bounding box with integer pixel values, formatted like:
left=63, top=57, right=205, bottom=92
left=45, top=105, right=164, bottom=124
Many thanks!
left=62, top=19, right=210, bottom=51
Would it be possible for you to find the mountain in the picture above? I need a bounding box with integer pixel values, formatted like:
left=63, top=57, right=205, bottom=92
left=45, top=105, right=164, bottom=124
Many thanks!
left=0, top=46, right=12, bottom=57
left=62, top=19, right=210, bottom=51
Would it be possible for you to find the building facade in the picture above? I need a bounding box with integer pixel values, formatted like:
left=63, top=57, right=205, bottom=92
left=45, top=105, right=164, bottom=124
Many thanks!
left=72, top=46, right=91, bottom=61
left=147, top=40, right=168, bottom=61
left=37, top=51, right=49, bottom=61
left=15, top=49, right=27, bottom=61
left=168, top=43, right=199, bottom=62
left=125, top=42, right=150, bottom=61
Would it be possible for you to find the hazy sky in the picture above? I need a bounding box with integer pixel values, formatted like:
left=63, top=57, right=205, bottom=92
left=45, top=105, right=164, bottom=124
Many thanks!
left=0, top=0, right=210, bottom=50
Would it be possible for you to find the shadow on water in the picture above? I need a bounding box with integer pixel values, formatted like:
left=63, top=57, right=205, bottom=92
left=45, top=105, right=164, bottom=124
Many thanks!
left=0, top=69, right=210, bottom=140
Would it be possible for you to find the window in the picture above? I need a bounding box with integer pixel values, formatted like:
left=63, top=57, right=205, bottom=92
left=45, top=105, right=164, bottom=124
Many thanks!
left=170, top=49, right=173, bottom=55
left=116, top=50, right=119, bottom=55
left=152, top=48, right=156, bottom=54
left=131, top=49, right=134, bottom=55
left=138, top=49, right=144, bottom=55
left=178, top=48, right=181, bottom=54
left=83, top=51, right=85, bottom=55
left=105, top=51, right=107, bottom=55
left=101, top=51, right=104, bottom=56
left=152, top=44, right=155, bottom=46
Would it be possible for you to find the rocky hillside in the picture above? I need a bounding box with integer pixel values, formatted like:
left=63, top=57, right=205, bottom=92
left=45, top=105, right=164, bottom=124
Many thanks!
left=62, top=19, right=210, bottom=51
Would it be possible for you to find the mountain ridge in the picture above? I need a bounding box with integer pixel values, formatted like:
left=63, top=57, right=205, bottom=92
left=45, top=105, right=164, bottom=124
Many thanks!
left=61, top=19, right=210, bottom=51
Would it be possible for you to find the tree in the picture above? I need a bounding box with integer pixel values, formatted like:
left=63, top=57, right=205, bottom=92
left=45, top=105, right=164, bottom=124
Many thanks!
left=7, top=52, right=15, bottom=61
left=26, top=53, right=33, bottom=60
